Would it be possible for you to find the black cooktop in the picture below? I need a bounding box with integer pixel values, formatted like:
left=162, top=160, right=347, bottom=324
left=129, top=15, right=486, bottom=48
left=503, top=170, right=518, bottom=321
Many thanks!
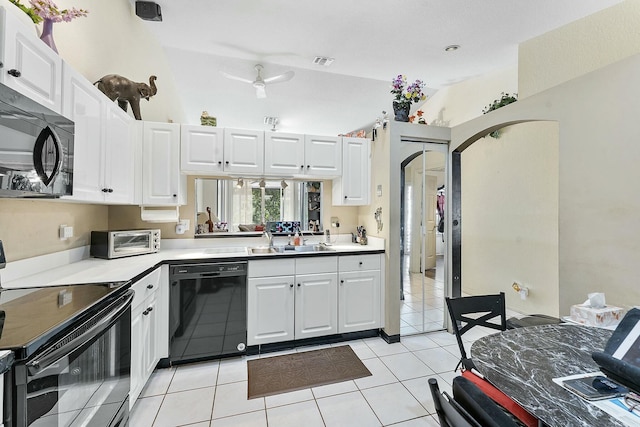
left=0, top=282, right=129, bottom=360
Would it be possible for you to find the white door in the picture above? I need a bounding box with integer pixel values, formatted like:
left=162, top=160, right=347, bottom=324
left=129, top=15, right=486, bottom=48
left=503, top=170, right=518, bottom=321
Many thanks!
left=294, top=273, right=338, bottom=339
left=181, top=125, right=224, bottom=174
left=223, top=128, right=264, bottom=174
left=338, top=270, right=380, bottom=333
left=247, top=276, right=295, bottom=345
left=61, top=65, right=104, bottom=202
left=103, top=105, right=134, bottom=204
left=142, top=122, right=181, bottom=205
left=338, top=138, right=370, bottom=205
left=264, top=132, right=305, bottom=175
left=3, top=14, right=62, bottom=112
left=305, top=135, right=341, bottom=177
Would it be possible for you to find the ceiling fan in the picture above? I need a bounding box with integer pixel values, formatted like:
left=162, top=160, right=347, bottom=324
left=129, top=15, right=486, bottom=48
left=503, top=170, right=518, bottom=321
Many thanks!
left=220, top=64, right=294, bottom=99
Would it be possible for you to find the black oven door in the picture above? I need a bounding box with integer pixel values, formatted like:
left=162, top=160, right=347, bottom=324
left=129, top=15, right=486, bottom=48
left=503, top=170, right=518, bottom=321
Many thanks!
left=13, top=291, right=132, bottom=427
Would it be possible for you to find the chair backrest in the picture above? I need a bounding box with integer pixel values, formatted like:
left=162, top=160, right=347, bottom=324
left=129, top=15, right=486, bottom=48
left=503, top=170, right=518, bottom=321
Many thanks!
left=445, top=292, right=507, bottom=369
left=452, top=376, right=521, bottom=427
left=429, top=378, right=480, bottom=427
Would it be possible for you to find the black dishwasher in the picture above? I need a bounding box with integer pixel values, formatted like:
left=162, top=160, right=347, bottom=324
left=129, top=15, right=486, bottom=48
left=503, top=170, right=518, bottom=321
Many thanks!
left=167, top=262, right=247, bottom=364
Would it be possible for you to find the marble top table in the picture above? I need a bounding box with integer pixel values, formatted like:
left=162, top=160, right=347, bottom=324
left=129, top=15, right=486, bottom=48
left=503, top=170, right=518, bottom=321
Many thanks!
left=470, top=324, right=625, bottom=427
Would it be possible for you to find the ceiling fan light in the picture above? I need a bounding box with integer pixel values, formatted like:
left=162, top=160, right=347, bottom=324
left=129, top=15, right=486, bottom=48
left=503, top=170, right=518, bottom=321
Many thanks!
left=444, top=44, right=460, bottom=52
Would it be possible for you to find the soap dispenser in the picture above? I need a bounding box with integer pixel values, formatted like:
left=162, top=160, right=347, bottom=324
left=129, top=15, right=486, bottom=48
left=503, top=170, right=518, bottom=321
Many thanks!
left=293, top=229, right=301, bottom=246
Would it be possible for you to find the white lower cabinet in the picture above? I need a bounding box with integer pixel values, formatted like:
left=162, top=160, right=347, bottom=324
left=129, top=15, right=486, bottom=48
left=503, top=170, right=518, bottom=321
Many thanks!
left=248, top=257, right=338, bottom=346
left=130, top=267, right=163, bottom=409
left=338, top=254, right=381, bottom=333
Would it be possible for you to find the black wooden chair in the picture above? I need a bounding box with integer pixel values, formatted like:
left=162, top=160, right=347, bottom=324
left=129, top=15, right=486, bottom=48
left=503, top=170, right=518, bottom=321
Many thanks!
left=429, top=377, right=480, bottom=427
left=445, top=292, right=507, bottom=371
left=451, top=376, right=521, bottom=427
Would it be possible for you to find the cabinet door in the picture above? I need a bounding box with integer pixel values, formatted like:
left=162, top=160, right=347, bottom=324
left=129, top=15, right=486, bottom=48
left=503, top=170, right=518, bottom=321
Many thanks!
left=142, top=298, right=158, bottom=380
left=103, top=105, right=134, bottom=204
left=295, top=273, right=338, bottom=340
left=142, top=122, right=181, bottom=205
left=264, top=132, right=304, bottom=176
left=61, top=64, right=104, bottom=202
left=338, top=270, right=380, bottom=333
left=2, top=12, right=62, bottom=112
left=333, top=137, right=371, bottom=206
left=129, top=304, right=145, bottom=408
left=223, top=128, right=264, bottom=174
left=304, top=135, right=341, bottom=177
left=181, top=125, right=225, bottom=174
left=247, top=276, right=294, bottom=345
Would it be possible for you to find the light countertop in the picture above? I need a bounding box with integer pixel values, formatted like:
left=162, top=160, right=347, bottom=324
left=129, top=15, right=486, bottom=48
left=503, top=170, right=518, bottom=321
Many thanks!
left=1, top=236, right=384, bottom=289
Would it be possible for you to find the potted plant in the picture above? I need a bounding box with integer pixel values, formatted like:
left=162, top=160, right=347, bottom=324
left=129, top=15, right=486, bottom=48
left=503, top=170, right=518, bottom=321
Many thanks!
left=482, top=92, right=518, bottom=138
left=390, top=75, right=426, bottom=122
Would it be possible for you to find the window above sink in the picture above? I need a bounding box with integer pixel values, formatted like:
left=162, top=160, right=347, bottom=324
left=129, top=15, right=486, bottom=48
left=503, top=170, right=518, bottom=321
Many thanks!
left=195, top=178, right=323, bottom=237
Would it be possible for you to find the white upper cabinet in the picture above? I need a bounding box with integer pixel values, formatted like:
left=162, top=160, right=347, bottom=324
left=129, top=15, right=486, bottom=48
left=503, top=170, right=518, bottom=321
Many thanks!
left=304, top=135, right=342, bottom=177
left=223, top=128, right=264, bottom=175
left=0, top=7, right=62, bottom=113
left=180, top=125, right=224, bottom=173
left=142, top=121, right=185, bottom=205
left=333, top=137, right=371, bottom=206
left=264, top=132, right=305, bottom=176
left=264, top=133, right=341, bottom=178
left=61, top=64, right=134, bottom=204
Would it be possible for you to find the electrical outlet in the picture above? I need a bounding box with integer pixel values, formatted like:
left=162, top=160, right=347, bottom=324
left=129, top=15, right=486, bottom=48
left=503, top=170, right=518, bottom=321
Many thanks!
left=59, top=225, right=73, bottom=240
left=178, top=219, right=190, bottom=231
left=331, top=217, right=340, bottom=228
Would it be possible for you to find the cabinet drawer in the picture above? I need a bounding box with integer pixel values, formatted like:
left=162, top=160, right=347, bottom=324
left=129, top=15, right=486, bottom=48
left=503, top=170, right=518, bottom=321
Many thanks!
left=296, top=256, right=338, bottom=275
left=249, top=258, right=295, bottom=278
left=131, top=267, right=161, bottom=308
left=338, top=254, right=380, bottom=272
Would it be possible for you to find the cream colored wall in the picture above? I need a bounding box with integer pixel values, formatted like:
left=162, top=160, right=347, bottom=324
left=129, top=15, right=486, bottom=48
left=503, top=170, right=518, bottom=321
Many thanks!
left=0, top=200, right=107, bottom=262
left=358, top=127, right=396, bottom=335
left=519, top=0, right=640, bottom=98
left=52, top=0, right=185, bottom=123
left=461, top=123, right=559, bottom=314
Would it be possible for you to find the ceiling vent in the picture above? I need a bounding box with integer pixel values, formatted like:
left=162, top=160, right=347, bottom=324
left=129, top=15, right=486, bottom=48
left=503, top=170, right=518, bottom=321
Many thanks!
left=313, top=56, right=335, bottom=67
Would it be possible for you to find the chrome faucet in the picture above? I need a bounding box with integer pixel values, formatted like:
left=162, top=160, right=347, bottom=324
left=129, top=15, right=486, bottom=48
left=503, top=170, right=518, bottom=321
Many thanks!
left=263, top=229, right=274, bottom=248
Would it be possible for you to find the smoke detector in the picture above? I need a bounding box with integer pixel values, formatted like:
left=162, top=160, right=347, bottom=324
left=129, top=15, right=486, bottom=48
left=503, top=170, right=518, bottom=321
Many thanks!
left=312, top=56, right=335, bottom=67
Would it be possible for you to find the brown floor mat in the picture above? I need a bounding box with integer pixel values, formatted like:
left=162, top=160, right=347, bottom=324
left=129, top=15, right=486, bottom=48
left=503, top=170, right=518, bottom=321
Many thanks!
left=247, top=345, right=372, bottom=399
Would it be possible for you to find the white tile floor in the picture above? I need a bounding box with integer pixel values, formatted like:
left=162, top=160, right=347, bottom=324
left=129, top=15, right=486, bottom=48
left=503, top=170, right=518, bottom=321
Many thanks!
left=130, top=327, right=499, bottom=427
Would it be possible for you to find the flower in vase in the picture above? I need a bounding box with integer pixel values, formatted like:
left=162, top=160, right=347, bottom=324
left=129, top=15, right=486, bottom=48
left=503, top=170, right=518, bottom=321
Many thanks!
left=28, top=0, right=88, bottom=23
left=390, top=74, right=427, bottom=109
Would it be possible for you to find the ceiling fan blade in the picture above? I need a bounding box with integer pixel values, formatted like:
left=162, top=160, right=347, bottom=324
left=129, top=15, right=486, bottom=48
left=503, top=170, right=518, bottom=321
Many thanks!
left=255, top=85, right=267, bottom=99
left=264, top=70, right=295, bottom=84
left=220, top=71, right=254, bottom=84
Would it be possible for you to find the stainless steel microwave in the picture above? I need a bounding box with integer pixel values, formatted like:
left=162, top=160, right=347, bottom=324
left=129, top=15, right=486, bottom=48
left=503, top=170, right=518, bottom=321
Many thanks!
left=90, top=229, right=161, bottom=259
left=0, top=82, right=74, bottom=198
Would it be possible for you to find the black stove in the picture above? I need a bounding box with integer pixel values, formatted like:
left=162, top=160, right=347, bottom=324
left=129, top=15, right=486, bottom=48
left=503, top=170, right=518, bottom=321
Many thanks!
left=0, top=282, right=129, bottom=361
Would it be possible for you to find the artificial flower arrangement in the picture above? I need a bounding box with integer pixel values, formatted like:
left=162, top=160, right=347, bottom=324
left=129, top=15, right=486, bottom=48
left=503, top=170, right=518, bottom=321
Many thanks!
left=8, top=0, right=88, bottom=24
left=409, top=110, right=427, bottom=125
left=482, top=92, right=518, bottom=138
left=391, top=75, right=426, bottom=110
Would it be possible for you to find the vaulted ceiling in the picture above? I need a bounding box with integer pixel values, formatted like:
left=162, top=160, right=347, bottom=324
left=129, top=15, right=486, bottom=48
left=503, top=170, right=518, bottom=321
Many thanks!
left=139, top=0, right=622, bottom=135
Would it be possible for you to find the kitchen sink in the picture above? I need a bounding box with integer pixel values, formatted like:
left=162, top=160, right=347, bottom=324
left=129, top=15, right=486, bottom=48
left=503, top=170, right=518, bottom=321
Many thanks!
left=248, top=247, right=280, bottom=254
left=292, top=244, right=335, bottom=252
left=248, top=245, right=335, bottom=255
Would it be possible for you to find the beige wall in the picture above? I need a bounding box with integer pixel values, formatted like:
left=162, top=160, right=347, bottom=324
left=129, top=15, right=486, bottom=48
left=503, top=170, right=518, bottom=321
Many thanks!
left=53, top=0, right=185, bottom=123
left=519, top=0, right=640, bottom=98
left=0, top=200, right=107, bottom=262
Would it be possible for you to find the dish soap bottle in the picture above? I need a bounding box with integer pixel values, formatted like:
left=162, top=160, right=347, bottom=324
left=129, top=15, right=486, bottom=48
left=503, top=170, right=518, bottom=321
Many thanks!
left=293, top=230, right=300, bottom=246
